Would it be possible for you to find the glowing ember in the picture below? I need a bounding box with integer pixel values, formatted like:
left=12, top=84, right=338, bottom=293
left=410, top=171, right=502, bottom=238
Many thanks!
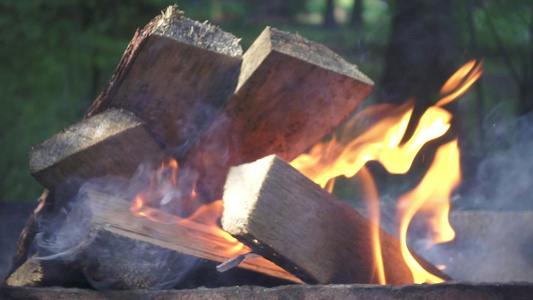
left=291, top=59, right=483, bottom=284
left=130, top=158, right=246, bottom=256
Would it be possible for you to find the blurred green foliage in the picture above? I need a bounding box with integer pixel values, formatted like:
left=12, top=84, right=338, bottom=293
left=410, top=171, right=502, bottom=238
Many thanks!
left=0, top=0, right=530, bottom=203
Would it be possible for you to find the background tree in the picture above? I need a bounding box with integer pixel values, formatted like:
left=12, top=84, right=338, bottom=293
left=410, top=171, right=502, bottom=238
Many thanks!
left=378, top=0, right=459, bottom=109
left=323, top=0, right=336, bottom=27
left=350, top=0, right=363, bottom=29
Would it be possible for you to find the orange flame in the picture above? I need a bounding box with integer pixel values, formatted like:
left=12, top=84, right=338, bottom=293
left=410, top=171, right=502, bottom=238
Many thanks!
left=291, top=59, right=482, bottom=284
left=130, top=158, right=246, bottom=256
left=437, top=59, right=483, bottom=107
left=291, top=100, right=415, bottom=187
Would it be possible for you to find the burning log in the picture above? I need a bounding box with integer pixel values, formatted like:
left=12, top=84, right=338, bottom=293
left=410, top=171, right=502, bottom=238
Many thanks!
left=29, top=109, right=164, bottom=194
left=185, top=26, right=374, bottom=201
left=86, top=6, right=242, bottom=155
left=81, top=189, right=301, bottom=284
left=222, top=155, right=450, bottom=285
left=7, top=188, right=301, bottom=288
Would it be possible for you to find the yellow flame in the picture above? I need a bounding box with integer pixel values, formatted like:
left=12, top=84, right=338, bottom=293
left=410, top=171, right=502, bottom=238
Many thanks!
left=397, top=140, right=460, bottom=283
left=291, top=100, right=415, bottom=188
left=177, top=200, right=244, bottom=253
left=291, top=59, right=482, bottom=284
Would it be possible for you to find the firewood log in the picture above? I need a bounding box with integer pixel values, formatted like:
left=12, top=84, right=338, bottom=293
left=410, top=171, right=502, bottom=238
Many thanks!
left=222, top=155, right=450, bottom=285
left=29, top=109, right=164, bottom=194
left=185, top=27, right=374, bottom=202
left=82, top=189, right=301, bottom=284
left=6, top=188, right=301, bottom=288
left=86, top=6, right=242, bottom=156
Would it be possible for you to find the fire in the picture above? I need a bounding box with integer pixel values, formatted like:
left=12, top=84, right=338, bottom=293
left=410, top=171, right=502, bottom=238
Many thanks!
left=130, top=158, right=246, bottom=256
left=126, top=59, right=482, bottom=284
left=291, top=59, right=482, bottom=284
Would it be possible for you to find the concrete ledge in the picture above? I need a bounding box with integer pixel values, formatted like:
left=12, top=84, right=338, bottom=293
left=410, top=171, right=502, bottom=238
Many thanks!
left=2, top=282, right=533, bottom=300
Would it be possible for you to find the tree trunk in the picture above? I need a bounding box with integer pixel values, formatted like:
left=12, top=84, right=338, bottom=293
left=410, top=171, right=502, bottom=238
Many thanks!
left=324, top=0, right=336, bottom=28
left=518, top=7, right=533, bottom=116
left=466, top=1, right=485, bottom=147
left=378, top=0, right=458, bottom=108
left=350, top=0, right=363, bottom=29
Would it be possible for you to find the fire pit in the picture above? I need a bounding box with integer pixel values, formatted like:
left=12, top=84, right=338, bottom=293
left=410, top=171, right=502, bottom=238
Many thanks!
left=2, top=5, right=532, bottom=299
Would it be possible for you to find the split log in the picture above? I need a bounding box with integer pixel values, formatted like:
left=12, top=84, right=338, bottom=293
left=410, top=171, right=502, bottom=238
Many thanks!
left=222, top=155, right=450, bottom=285
left=86, top=6, right=242, bottom=155
left=29, top=109, right=164, bottom=194
left=185, top=26, right=374, bottom=201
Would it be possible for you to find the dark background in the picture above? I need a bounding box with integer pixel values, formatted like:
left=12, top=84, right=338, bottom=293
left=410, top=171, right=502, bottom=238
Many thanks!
left=0, top=0, right=531, bottom=210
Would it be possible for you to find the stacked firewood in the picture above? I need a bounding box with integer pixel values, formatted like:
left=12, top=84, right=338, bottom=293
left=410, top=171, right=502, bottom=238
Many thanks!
left=5, top=6, right=449, bottom=289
